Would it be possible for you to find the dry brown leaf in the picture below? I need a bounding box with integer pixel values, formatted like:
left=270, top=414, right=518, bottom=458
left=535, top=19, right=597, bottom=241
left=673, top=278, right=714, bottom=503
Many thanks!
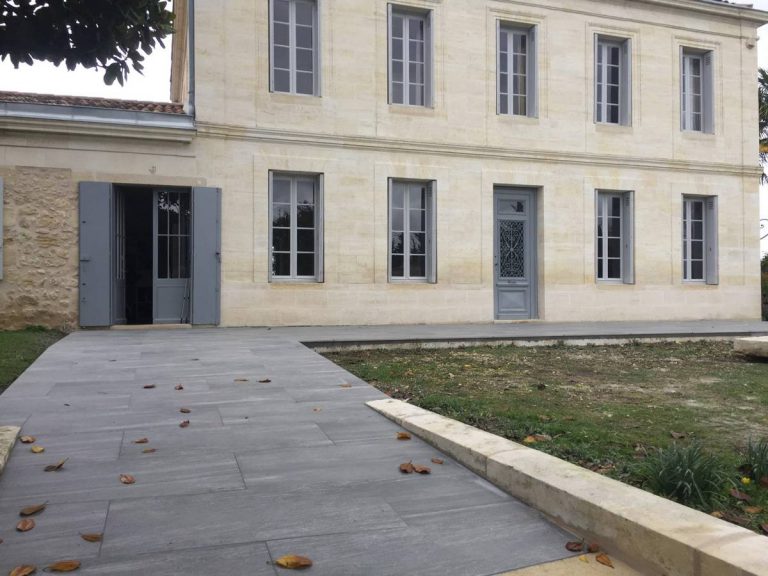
left=9, top=566, right=36, bottom=576
left=132, top=438, right=149, bottom=444
left=670, top=431, right=686, bottom=440
left=412, top=463, right=431, bottom=474
left=396, top=432, right=412, bottom=441
left=339, top=383, right=352, bottom=388
left=119, top=474, right=135, bottom=485
left=234, top=378, right=248, bottom=383
left=431, top=458, right=444, bottom=465
left=578, top=555, right=589, bottom=564
left=523, top=435, right=537, bottom=444
left=16, top=519, right=35, bottom=532
left=274, top=555, right=313, bottom=569
left=143, top=385, right=156, bottom=389
left=174, top=384, right=184, bottom=391
left=19, top=503, right=46, bottom=517
left=80, top=533, right=103, bottom=543
left=312, top=407, right=322, bottom=413
left=142, top=448, right=157, bottom=454
left=179, top=420, right=190, bottom=428
left=399, top=461, right=415, bottom=474
left=710, top=510, right=724, bottom=519
left=259, top=378, right=272, bottom=383
left=532, top=434, right=552, bottom=442
left=44, top=459, right=67, bottom=472
left=595, top=553, right=614, bottom=569
left=587, top=543, right=601, bottom=554
left=745, top=506, right=763, bottom=514
left=730, top=488, right=752, bottom=502
left=565, top=541, right=584, bottom=552
left=179, top=408, right=191, bottom=414
left=19, top=436, right=36, bottom=444
left=30, top=446, right=45, bottom=454
left=46, top=560, right=81, bottom=572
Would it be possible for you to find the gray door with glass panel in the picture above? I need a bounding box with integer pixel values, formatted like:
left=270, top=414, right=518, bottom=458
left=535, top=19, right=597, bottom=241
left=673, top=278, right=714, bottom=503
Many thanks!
left=154, top=190, right=192, bottom=324
left=494, top=188, right=537, bottom=320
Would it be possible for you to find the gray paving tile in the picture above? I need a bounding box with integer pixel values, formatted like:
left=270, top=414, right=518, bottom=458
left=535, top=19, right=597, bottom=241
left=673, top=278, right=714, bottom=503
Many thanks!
left=8, top=430, right=123, bottom=466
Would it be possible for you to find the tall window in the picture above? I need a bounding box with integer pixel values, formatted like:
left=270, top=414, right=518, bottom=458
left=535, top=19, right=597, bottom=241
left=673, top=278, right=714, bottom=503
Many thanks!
left=390, top=180, right=436, bottom=282
left=596, top=191, right=634, bottom=283
left=389, top=6, right=432, bottom=107
left=270, top=173, right=323, bottom=281
left=683, top=196, right=718, bottom=284
left=681, top=49, right=713, bottom=133
left=595, top=36, right=631, bottom=125
left=270, top=0, right=318, bottom=96
left=157, top=190, right=191, bottom=280
left=498, top=24, right=536, bottom=117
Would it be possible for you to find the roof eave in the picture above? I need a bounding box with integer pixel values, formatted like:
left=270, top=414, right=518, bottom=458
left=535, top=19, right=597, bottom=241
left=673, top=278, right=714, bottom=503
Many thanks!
left=632, top=0, right=768, bottom=25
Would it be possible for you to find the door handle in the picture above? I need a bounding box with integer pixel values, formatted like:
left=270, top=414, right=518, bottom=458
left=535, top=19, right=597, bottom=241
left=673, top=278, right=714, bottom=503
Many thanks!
left=80, top=257, right=91, bottom=262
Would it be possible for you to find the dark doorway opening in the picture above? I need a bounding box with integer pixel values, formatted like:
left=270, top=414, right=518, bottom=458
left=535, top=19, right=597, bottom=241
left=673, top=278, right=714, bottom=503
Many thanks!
left=123, top=187, right=154, bottom=324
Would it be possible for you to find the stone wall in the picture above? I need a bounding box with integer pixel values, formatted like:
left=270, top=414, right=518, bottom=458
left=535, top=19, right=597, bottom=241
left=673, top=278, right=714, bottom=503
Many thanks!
left=0, top=167, right=78, bottom=329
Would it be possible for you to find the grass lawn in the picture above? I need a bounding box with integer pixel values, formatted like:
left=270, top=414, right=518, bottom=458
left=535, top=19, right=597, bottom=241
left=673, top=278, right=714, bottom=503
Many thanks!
left=326, top=340, right=768, bottom=532
left=0, top=328, right=65, bottom=393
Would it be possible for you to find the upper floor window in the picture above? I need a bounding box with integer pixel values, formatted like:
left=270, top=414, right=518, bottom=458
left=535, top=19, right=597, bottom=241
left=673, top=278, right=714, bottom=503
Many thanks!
left=595, top=36, right=631, bottom=126
left=596, top=191, right=634, bottom=284
left=270, top=0, right=318, bottom=96
left=682, top=196, right=718, bottom=284
left=389, top=6, right=432, bottom=107
left=681, top=49, right=714, bottom=133
left=498, top=23, right=537, bottom=117
left=389, top=180, right=436, bottom=282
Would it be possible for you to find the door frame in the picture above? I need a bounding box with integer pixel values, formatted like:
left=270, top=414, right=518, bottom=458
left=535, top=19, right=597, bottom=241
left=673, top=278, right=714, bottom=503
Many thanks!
left=493, top=186, right=539, bottom=320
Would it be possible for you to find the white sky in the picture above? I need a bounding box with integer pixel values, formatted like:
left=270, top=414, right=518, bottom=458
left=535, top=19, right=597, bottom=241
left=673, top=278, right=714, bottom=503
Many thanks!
left=0, top=1, right=767, bottom=252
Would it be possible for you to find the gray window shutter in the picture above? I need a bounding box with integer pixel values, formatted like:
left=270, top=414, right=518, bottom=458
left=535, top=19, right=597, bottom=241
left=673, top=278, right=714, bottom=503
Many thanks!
left=620, top=39, right=632, bottom=126
left=705, top=196, right=719, bottom=285
left=316, top=174, right=325, bottom=283
left=268, top=171, right=275, bottom=281
left=79, top=182, right=114, bottom=327
left=703, top=52, right=714, bottom=134
left=191, top=186, right=222, bottom=325
left=387, top=177, right=394, bottom=280
left=269, top=0, right=275, bottom=92
left=594, top=34, right=600, bottom=122
left=528, top=26, right=538, bottom=118
left=425, top=10, right=433, bottom=108
left=387, top=4, right=393, bottom=104
left=427, top=181, right=437, bottom=284
left=622, top=192, right=635, bottom=284
left=496, top=20, right=501, bottom=115
left=0, top=177, right=4, bottom=281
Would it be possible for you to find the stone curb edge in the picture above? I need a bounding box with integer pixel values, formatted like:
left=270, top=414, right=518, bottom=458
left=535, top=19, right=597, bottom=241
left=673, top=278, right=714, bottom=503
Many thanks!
left=367, top=398, right=768, bottom=576
left=0, top=426, right=20, bottom=476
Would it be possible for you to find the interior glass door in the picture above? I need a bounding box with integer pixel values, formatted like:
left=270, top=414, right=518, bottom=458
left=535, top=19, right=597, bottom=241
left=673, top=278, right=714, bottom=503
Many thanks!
left=153, top=190, right=192, bottom=324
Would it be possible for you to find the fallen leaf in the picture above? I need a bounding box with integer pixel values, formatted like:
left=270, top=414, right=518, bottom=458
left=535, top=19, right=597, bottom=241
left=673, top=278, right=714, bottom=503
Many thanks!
left=396, top=432, right=412, bottom=441
left=523, top=435, right=537, bottom=444
left=174, top=384, right=184, bottom=391
left=132, top=438, right=149, bottom=444
left=19, top=503, right=46, bottom=517
left=274, top=555, right=313, bottom=569
left=339, top=383, right=352, bottom=388
left=80, top=533, right=102, bottom=543
left=30, top=446, right=45, bottom=454
left=710, top=511, right=724, bottom=519
left=234, top=379, right=248, bottom=383
left=46, top=560, right=81, bottom=572
left=9, top=566, right=36, bottom=576
left=431, top=458, right=444, bottom=465
left=412, top=464, right=431, bottom=474
left=259, top=378, right=271, bottom=383
left=179, top=408, right=191, bottom=414
left=119, top=474, right=135, bottom=485
left=721, top=511, right=750, bottom=527
left=595, top=553, right=614, bottom=568
left=312, top=407, right=322, bottom=413
left=180, top=420, right=190, bottom=428
left=16, top=519, right=35, bottom=532
left=533, top=434, right=552, bottom=442
left=730, top=488, right=752, bottom=502
left=670, top=431, right=686, bottom=440
left=142, top=448, right=157, bottom=454
left=578, top=555, right=589, bottom=564
left=399, top=461, right=415, bottom=474
left=745, top=506, right=763, bottom=514
left=44, top=459, right=68, bottom=472
left=587, top=543, right=601, bottom=553
left=19, top=436, right=36, bottom=444
left=565, top=541, right=584, bottom=552
left=143, top=385, right=156, bottom=389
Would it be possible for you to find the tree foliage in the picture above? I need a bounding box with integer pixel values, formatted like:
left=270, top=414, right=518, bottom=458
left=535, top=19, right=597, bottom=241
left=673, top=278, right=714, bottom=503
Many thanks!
left=0, top=0, right=174, bottom=86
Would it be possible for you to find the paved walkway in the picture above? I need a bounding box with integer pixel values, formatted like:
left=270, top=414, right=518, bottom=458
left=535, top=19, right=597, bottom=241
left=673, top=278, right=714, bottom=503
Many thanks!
left=0, top=329, right=576, bottom=576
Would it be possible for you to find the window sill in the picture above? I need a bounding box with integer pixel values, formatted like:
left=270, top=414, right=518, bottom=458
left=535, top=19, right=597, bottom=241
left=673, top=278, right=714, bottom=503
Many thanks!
left=596, top=280, right=630, bottom=286
left=270, top=278, right=323, bottom=285
left=496, top=113, right=540, bottom=125
left=388, top=278, right=434, bottom=285
left=387, top=104, right=437, bottom=116
left=268, top=91, right=323, bottom=106
left=680, top=130, right=716, bottom=140
left=594, top=122, right=633, bottom=134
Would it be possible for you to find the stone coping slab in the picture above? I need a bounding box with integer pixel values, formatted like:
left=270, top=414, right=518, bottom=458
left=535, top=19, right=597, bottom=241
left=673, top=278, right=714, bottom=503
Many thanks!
left=734, top=336, right=768, bottom=358
left=0, top=426, right=19, bottom=475
left=368, top=398, right=768, bottom=576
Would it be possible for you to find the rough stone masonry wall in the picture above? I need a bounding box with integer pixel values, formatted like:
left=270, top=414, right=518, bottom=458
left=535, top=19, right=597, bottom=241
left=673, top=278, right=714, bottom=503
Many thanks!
left=0, top=167, right=78, bottom=330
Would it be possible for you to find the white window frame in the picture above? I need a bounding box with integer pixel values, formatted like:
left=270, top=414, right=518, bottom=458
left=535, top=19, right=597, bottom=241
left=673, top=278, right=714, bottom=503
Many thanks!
left=269, top=172, right=324, bottom=282
left=497, top=22, right=537, bottom=117
left=682, top=195, right=718, bottom=284
left=388, top=179, right=437, bottom=283
left=388, top=5, right=433, bottom=107
left=269, top=0, right=320, bottom=96
left=681, top=48, right=714, bottom=134
left=595, top=35, right=631, bottom=126
left=596, top=190, right=634, bottom=284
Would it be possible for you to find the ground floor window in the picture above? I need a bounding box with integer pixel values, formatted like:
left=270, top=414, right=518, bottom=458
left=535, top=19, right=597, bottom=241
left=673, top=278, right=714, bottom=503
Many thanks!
left=596, top=190, right=634, bottom=284
left=270, top=172, right=324, bottom=281
left=389, top=179, right=436, bottom=282
left=683, top=195, right=718, bottom=284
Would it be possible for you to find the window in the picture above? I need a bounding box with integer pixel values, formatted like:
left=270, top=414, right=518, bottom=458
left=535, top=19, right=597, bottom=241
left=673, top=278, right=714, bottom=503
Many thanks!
left=595, top=36, right=631, bottom=125
left=389, top=6, right=432, bottom=107
left=270, top=0, right=318, bottom=96
left=498, top=24, right=536, bottom=117
left=596, top=191, right=634, bottom=283
left=270, top=173, right=324, bottom=281
left=681, top=49, right=714, bottom=133
left=389, top=180, right=436, bottom=282
left=157, top=191, right=191, bottom=280
left=682, top=196, right=718, bottom=284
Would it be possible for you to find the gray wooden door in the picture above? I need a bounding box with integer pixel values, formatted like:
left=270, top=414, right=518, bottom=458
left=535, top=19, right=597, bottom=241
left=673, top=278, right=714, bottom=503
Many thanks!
left=79, top=182, right=114, bottom=327
left=153, top=189, right=192, bottom=324
left=494, top=188, right=537, bottom=320
left=191, top=187, right=221, bottom=325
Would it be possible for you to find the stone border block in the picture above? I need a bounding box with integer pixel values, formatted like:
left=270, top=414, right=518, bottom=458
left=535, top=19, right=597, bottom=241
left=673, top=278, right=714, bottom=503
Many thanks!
left=0, top=425, right=20, bottom=475
left=734, top=337, right=768, bottom=358
left=367, top=399, right=768, bottom=576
